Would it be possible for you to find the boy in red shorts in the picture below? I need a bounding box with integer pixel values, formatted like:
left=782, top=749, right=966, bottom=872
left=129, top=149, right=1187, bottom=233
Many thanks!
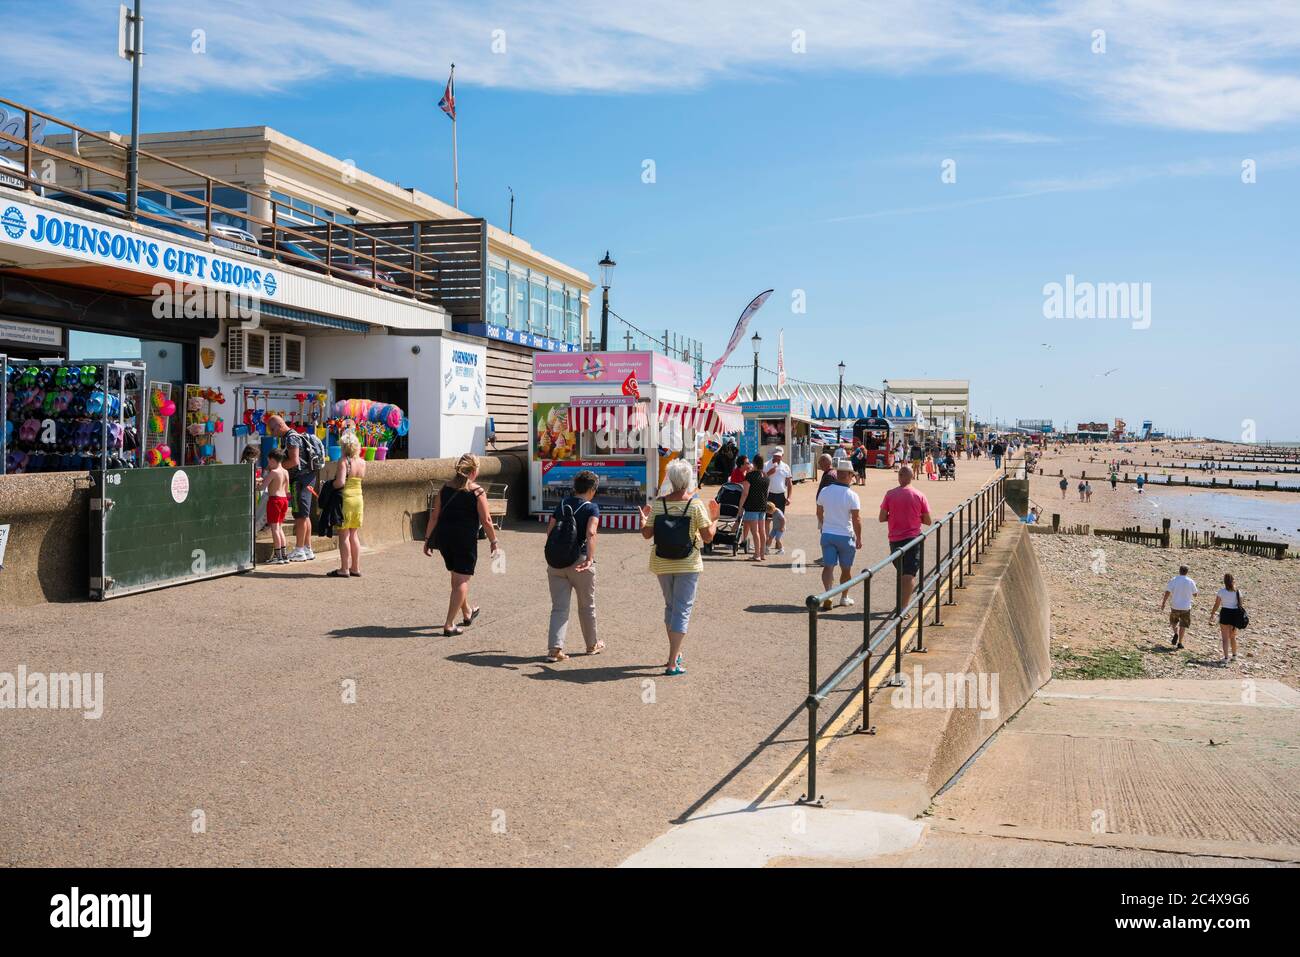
left=262, top=448, right=291, bottom=564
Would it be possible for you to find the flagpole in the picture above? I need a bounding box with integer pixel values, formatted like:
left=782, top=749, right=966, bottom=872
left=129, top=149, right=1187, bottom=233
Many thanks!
left=450, top=63, right=459, bottom=209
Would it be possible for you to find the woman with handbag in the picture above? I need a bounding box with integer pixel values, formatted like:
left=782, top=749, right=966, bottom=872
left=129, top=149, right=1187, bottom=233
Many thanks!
left=639, top=459, right=720, bottom=676
left=424, top=453, right=500, bottom=636
left=1207, top=572, right=1248, bottom=663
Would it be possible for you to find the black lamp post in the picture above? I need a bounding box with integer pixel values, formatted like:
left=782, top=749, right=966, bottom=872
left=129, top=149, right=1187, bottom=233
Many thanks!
left=881, top=379, right=888, bottom=419
left=597, top=251, right=616, bottom=350
left=751, top=331, right=761, bottom=401
left=837, top=361, right=846, bottom=426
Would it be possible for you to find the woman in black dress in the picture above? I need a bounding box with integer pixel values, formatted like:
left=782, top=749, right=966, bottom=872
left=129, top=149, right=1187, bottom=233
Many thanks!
left=424, top=453, right=500, bottom=636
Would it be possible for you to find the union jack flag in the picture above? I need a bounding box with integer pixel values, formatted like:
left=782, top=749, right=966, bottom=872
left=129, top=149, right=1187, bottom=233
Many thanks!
left=438, top=70, right=456, bottom=120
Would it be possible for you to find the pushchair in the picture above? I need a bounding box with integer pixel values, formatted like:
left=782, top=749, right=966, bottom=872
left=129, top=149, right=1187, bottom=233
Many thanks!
left=938, top=458, right=956, bottom=481
left=704, top=482, right=748, bottom=556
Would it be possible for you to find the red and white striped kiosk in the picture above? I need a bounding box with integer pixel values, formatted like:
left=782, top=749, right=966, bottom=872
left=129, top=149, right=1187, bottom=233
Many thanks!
left=529, top=351, right=740, bottom=529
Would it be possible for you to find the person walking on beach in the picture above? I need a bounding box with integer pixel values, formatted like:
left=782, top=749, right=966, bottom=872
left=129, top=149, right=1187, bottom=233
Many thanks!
left=817, top=458, right=862, bottom=610
left=639, top=459, right=720, bottom=676
left=1160, top=564, right=1198, bottom=649
left=424, top=453, right=499, bottom=637
left=1109, top=470, right=1118, bottom=490
left=543, top=469, right=602, bottom=662
left=1208, top=573, right=1246, bottom=664
left=1077, top=479, right=1087, bottom=502
left=879, top=466, right=933, bottom=619
left=1084, top=480, right=1093, bottom=502
left=1136, top=473, right=1146, bottom=494
left=328, top=431, right=367, bottom=578
left=741, top=454, right=770, bottom=561
left=1059, top=475, right=1069, bottom=499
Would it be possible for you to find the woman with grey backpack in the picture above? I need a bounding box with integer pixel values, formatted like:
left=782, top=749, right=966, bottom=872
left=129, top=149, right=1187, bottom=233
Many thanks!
left=639, top=459, right=721, bottom=676
left=542, top=469, right=603, bottom=662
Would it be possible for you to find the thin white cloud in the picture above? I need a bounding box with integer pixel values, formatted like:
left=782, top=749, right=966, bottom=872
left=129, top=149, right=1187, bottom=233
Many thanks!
left=3, top=0, right=1300, bottom=132
left=952, top=131, right=1063, bottom=145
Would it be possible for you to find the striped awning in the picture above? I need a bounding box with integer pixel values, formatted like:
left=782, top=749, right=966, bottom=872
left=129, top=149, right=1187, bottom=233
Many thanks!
left=658, top=400, right=744, bottom=434
left=569, top=401, right=648, bottom=432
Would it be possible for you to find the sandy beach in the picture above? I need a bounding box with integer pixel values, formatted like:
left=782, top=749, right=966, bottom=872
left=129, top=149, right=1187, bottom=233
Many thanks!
left=1018, top=440, right=1300, bottom=688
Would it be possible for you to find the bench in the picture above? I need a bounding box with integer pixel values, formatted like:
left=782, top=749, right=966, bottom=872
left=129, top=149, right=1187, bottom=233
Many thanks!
left=427, top=480, right=509, bottom=533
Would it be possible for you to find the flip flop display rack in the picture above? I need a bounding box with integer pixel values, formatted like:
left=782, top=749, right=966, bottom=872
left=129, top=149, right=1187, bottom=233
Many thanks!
left=2, top=355, right=146, bottom=475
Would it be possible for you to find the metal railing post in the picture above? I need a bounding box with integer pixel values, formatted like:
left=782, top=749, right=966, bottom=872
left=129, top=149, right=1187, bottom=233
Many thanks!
left=204, top=178, right=213, bottom=240
left=893, top=561, right=903, bottom=680
left=860, top=573, right=874, bottom=734
left=959, top=503, right=967, bottom=587
left=933, top=527, right=943, bottom=624
left=946, top=511, right=956, bottom=603
left=803, top=600, right=820, bottom=804
left=916, top=541, right=925, bottom=652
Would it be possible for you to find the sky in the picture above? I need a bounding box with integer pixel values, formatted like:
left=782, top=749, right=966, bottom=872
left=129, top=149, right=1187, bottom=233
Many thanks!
left=3, top=0, right=1299, bottom=440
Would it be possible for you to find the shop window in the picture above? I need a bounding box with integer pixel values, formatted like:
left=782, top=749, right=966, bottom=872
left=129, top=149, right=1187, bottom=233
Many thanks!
left=548, top=284, right=564, bottom=340
left=488, top=264, right=509, bottom=327
left=564, top=288, right=581, bottom=345
left=509, top=271, right=528, bottom=331
left=529, top=277, right=547, bottom=336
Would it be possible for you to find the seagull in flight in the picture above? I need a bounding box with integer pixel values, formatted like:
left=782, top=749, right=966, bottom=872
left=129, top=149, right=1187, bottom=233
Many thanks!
left=1094, top=368, right=1119, bottom=378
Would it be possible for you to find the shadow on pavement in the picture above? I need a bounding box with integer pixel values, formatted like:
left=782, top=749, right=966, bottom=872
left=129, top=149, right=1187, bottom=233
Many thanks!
left=326, top=624, right=443, bottom=639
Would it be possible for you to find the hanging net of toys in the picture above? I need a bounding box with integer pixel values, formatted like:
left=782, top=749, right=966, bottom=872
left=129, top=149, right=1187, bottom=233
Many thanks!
left=327, top=399, right=409, bottom=460
left=3, top=357, right=146, bottom=475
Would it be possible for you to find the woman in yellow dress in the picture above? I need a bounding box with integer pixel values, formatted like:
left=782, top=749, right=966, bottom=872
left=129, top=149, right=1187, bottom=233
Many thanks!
left=330, top=431, right=367, bottom=577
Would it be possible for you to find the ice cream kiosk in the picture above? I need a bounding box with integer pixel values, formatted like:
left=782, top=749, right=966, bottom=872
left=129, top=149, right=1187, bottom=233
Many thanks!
left=739, top=396, right=816, bottom=482
left=852, top=416, right=896, bottom=468
left=529, top=351, right=741, bottom=529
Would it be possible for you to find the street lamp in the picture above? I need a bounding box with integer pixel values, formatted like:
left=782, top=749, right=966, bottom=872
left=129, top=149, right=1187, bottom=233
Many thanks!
left=597, top=250, right=616, bottom=350
left=837, top=361, right=846, bottom=425
left=751, top=331, right=762, bottom=401
left=881, top=378, right=888, bottom=419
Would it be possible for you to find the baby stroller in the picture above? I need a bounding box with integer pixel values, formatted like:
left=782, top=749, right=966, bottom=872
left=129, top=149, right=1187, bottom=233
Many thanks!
left=704, top=482, right=748, bottom=556
left=938, top=458, right=956, bottom=481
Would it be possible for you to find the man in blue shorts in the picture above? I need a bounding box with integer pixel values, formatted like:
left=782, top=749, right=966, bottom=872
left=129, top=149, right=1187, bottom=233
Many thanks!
left=816, top=458, right=862, bottom=611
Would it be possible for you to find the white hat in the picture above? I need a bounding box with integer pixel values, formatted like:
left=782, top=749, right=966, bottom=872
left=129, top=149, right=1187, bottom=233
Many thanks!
left=834, top=457, right=854, bottom=472
left=772, top=446, right=784, bottom=456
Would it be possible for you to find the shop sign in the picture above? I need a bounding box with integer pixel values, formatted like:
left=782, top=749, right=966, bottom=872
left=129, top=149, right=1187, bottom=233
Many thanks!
left=534, top=352, right=653, bottom=385
left=570, top=394, right=633, bottom=408
left=0, top=198, right=281, bottom=300
left=441, top=339, right=485, bottom=416
left=0, top=317, right=61, bottom=349
left=468, top=322, right=580, bottom=353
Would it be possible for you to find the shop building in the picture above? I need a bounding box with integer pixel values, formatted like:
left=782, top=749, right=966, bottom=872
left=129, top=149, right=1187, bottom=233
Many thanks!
left=50, top=123, right=596, bottom=450
left=2, top=97, right=507, bottom=475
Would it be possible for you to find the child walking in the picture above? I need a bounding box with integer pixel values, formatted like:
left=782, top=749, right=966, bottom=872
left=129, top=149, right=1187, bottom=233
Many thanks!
left=262, top=448, right=291, bottom=564
left=766, top=500, right=787, bottom=555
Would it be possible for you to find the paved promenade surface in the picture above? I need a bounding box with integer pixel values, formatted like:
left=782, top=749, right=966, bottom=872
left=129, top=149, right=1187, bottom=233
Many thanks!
left=2, top=460, right=1001, bottom=866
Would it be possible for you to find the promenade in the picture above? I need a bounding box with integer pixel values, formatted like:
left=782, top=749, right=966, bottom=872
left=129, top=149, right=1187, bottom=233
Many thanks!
left=1, top=459, right=1001, bottom=866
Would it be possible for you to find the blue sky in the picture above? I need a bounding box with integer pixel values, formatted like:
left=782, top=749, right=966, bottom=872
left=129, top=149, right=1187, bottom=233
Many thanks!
left=4, top=1, right=1299, bottom=439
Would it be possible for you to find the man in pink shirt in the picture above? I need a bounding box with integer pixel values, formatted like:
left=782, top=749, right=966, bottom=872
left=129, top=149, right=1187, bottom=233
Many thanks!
left=879, top=466, right=933, bottom=617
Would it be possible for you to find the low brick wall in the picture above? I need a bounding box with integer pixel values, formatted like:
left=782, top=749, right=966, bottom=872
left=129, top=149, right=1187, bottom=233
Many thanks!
left=0, top=453, right=524, bottom=608
left=0, top=471, right=94, bottom=607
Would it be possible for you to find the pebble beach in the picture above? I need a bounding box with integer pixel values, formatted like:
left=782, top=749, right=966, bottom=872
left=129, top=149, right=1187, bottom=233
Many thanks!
left=1022, top=440, right=1300, bottom=687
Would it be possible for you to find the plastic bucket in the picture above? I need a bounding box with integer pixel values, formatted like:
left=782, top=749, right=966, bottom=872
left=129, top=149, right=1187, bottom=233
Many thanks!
left=374, top=446, right=388, bottom=460
left=328, top=445, right=342, bottom=461
left=363, top=447, right=376, bottom=461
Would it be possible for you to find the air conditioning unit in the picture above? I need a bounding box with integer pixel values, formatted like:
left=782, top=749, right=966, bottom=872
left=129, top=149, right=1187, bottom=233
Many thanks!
left=268, top=332, right=306, bottom=379
left=227, top=327, right=269, bottom=376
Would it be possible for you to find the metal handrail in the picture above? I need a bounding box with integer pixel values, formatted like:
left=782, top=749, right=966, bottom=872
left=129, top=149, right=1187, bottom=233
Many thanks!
left=0, top=95, right=444, bottom=300
left=798, top=474, right=1007, bottom=805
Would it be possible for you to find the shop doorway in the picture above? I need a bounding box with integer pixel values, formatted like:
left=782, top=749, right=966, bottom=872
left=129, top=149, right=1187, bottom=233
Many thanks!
left=334, top=378, right=410, bottom=458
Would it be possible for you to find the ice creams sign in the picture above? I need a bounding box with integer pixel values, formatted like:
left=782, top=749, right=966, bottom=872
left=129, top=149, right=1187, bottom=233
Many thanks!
left=0, top=199, right=280, bottom=298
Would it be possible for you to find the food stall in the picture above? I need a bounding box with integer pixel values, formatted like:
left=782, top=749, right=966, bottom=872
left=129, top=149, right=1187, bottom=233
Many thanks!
left=738, top=397, right=816, bottom=482
left=530, top=350, right=715, bottom=529
left=851, top=416, right=897, bottom=469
